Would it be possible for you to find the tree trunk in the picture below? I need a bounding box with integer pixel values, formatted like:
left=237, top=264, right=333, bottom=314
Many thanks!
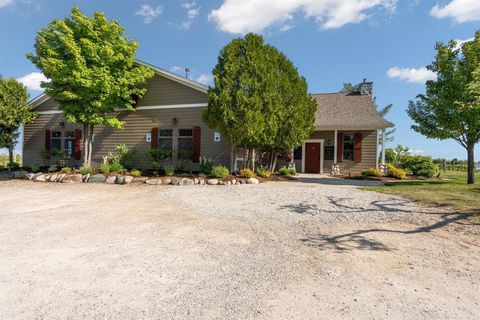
left=467, top=143, right=475, bottom=184
left=271, top=150, right=278, bottom=172
left=230, top=144, right=235, bottom=172
left=251, top=148, right=256, bottom=172
left=243, top=147, right=249, bottom=170
left=8, top=146, right=14, bottom=165
left=83, top=123, right=89, bottom=167
left=87, top=124, right=94, bottom=167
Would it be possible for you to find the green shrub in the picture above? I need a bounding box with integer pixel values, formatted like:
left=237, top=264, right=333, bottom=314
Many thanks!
left=256, top=166, right=271, bottom=178
left=48, top=165, right=57, bottom=173
left=211, top=165, right=229, bottom=178
left=8, top=162, right=20, bottom=169
left=401, top=155, right=437, bottom=176
left=147, top=149, right=171, bottom=170
left=109, top=162, right=124, bottom=173
left=361, top=168, right=383, bottom=177
left=99, top=163, right=111, bottom=174
left=164, top=165, right=175, bottom=176
left=279, top=166, right=296, bottom=176
left=198, top=172, right=207, bottom=177
left=417, top=168, right=437, bottom=178
left=386, top=164, right=407, bottom=180
left=130, top=169, right=142, bottom=177
left=239, top=168, right=255, bottom=178
left=107, top=144, right=136, bottom=170
left=79, top=166, right=93, bottom=175
left=30, top=163, right=40, bottom=173
left=199, top=157, right=214, bottom=175
left=60, top=167, right=72, bottom=174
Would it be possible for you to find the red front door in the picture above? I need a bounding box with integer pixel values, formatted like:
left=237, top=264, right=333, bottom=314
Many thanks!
left=305, top=143, right=321, bottom=173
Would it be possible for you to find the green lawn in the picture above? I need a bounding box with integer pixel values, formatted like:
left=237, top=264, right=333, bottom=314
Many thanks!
left=362, top=171, right=480, bottom=214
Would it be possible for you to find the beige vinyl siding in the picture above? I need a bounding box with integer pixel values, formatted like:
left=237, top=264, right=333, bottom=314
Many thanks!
left=279, top=130, right=378, bottom=174
left=23, top=108, right=230, bottom=170
left=35, top=98, right=60, bottom=112
left=139, top=74, right=208, bottom=106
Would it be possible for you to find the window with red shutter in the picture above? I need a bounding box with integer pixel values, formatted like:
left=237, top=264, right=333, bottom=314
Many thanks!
left=354, top=132, right=363, bottom=163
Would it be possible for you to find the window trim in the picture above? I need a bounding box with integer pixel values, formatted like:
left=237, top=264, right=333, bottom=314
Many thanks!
left=342, top=133, right=355, bottom=161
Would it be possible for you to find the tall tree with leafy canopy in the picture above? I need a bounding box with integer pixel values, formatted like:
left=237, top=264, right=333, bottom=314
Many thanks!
left=408, top=32, right=480, bottom=184
left=203, top=33, right=316, bottom=171
left=27, top=7, right=154, bottom=167
left=0, top=76, right=37, bottom=165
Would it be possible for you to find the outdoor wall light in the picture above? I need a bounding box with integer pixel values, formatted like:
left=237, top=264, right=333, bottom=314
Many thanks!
left=171, top=117, right=178, bottom=125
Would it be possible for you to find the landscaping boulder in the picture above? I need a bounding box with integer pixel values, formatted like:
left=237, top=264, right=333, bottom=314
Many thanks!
left=246, top=178, right=259, bottom=185
left=60, top=175, right=72, bottom=183
left=179, top=178, right=194, bottom=186
left=49, top=174, right=58, bottom=182
left=194, top=178, right=200, bottom=185
left=162, top=178, right=172, bottom=185
left=88, top=174, right=107, bottom=183
left=145, top=179, right=162, bottom=185
left=34, top=174, right=46, bottom=182
left=207, top=179, right=218, bottom=185
left=56, top=173, right=66, bottom=182
left=70, top=174, right=83, bottom=182
left=106, top=176, right=117, bottom=184
left=123, top=176, right=134, bottom=184
left=13, top=171, right=30, bottom=179
left=133, top=177, right=148, bottom=183
left=82, top=174, right=90, bottom=182
left=171, top=178, right=181, bottom=185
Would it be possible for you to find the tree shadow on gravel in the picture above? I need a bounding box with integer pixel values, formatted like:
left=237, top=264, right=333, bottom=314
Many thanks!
left=300, top=212, right=478, bottom=252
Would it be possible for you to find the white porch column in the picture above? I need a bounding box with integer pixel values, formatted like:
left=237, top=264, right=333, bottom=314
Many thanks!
left=376, top=129, right=379, bottom=169
left=381, top=128, right=386, bottom=166
left=333, top=129, right=338, bottom=164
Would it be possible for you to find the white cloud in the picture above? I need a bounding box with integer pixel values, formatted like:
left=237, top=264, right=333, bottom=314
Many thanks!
left=181, top=1, right=200, bottom=30
left=208, top=0, right=398, bottom=34
left=170, top=65, right=183, bottom=73
left=197, top=74, right=212, bottom=85
left=387, top=67, right=436, bottom=84
left=17, top=72, right=48, bottom=91
left=0, top=0, right=14, bottom=8
left=454, top=37, right=474, bottom=50
left=411, top=149, right=427, bottom=156
left=135, top=4, right=163, bottom=24
left=430, top=0, right=480, bottom=23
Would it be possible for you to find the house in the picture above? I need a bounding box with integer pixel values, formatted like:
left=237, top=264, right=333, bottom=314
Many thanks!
left=23, top=60, right=393, bottom=174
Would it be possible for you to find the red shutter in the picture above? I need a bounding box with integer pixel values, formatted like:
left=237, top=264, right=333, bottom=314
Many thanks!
left=192, top=126, right=201, bottom=163
left=45, top=129, right=51, bottom=153
left=151, top=128, right=158, bottom=149
left=354, top=132, right=363, bottom=163
left=337, top=132, right=343, bottom=163
left=74, top=129, right=82, bottom=160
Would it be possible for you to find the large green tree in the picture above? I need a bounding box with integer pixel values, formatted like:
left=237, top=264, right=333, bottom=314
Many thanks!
left=27, top=7, right=154, bottom=167
left=203, top=33, right=316, bottom=171
left=0, top=76, right=36, bottom=164
left=408, top=32, right=480, bottom=184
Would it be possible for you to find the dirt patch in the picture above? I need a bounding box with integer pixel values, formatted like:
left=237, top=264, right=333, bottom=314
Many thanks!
left=0, top=180, right=478, bottom=319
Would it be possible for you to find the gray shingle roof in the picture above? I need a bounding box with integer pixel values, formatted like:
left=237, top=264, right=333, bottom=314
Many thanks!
left=312, top=92, right=394, bottom=129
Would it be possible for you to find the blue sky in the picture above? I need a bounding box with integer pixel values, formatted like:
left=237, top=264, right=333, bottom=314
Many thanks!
left=1, top=0, right=479, bottom=160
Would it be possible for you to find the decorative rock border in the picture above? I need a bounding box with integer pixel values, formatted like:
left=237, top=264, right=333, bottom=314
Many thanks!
left=3, top=170, right=260, bottom=186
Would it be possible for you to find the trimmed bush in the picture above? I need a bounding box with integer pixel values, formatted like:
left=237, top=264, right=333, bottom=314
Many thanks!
left=99, top=163, right=111, bottom=174
left=61, top=167, right=72, bottom=174
left=239, top=168, right=255, bottom=178
left=279, top=166, right=296, bottom=176
left=48, top=165, right=57, bottom=173
left=386, top=164, right=407, bottom=180
left=164, top=165, right=175, bottom=176
left=401, top=155, right=437, bottom=177
left=199, top=157, right=214, bottom=175
left=79, top=166, right=93, bottom=175
left=211, top=165, right=229, bottom=178
left=30, top=163, right=40, bottom=173
left=130, top=169, right=142, bottom=177
left=107, top=144, right=136, bottom=170
left=109, top=162, right=124, bottom=173
left=256, top=166, right=271, bottom=178
left=361, top=168, right=383, bottom=177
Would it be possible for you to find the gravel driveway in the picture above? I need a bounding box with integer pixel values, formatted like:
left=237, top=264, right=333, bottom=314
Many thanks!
left=0, top=180, right=478, bottom=319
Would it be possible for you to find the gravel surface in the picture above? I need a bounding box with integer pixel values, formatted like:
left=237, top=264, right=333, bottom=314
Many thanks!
left=0, top=180, right=478, bottom=319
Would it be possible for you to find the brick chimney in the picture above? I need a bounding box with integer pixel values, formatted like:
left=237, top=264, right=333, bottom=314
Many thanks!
left=359, top=78, right=373, bottom=95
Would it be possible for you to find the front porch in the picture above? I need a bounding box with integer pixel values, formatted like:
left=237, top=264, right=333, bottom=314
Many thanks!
left=288, top=129, right=388, bottom=175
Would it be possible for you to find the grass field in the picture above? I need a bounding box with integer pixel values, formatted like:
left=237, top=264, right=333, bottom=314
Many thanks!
left=363, top=171, right=480, bottom=214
